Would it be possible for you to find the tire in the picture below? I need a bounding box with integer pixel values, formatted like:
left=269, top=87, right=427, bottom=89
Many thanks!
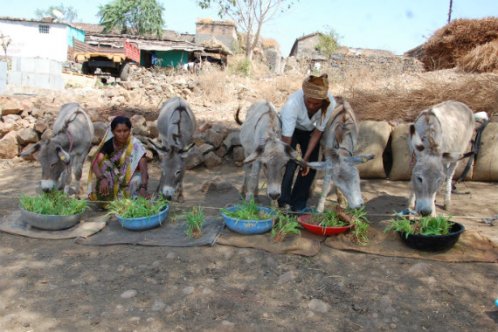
left=82, top=62, right=90, bottom=75
left=81, top=62, right=95, bottom=75
left=119, top=62, right=132, bottom=81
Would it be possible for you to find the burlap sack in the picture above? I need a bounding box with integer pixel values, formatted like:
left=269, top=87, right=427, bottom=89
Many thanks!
left=389, top=124, right=473, bottom=181
left=356, top=121, right=391, bottom=178
left=389, top=124, right=411, bottom=181
left=473, top=122, right=498, bottom=181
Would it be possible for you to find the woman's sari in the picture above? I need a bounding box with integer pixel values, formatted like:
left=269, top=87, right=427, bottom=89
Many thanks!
left=88, top=129, right=146, bottom=201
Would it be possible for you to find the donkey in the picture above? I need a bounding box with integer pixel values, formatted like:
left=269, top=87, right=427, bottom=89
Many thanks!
left=236, top=100, right=305, bottom=201
left=307, top=99, right=373, bottom=212
left=20, top=103, right=94, bottom=194
left=148, top=97, right=196, bottom=202
left=408, top=100, right=475, bottom=216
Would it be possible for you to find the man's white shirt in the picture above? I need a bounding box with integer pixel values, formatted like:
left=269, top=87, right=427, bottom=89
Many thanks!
left=280, top=90, right=336, bottom=137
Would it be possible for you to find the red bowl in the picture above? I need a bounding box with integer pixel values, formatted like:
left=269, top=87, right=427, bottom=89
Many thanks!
left=297, top=214, right=352, bottom=236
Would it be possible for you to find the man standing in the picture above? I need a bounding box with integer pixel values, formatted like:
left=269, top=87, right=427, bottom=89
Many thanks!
left=278, top=74, right=337, bottom=212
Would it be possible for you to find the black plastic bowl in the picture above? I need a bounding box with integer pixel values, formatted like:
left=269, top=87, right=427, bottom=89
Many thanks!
left=399, top=222, right=465, bottom=252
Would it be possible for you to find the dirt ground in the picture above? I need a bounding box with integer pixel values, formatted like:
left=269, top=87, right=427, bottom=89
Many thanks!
left=1, top=159, right=498, bottom=332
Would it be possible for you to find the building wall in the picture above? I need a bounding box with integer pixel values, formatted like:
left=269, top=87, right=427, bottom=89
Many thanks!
left=295, top=35, right=321, bottom=58
left=67, top=26, right=85, bottom=47
left=195, top=22, right=238, bottom=52
left=0, top=20, right=69, bottom=62
left=140, top=50, right=190, bottom=68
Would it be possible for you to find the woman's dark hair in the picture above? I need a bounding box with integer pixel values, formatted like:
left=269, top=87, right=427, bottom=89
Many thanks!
left=110, top=116, right=132, bottom=131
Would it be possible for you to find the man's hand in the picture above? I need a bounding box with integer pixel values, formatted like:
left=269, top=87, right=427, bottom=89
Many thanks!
left=300, top=165, right=310, bottom=176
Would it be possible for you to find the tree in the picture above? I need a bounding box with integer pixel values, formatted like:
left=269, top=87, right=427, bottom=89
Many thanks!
left=35, top=3, right=79, bottom=23
left=98, top=0, right=164, bottom=36
left=198, top=0, right=297, bottom=61
left=0, top=32, right=11, bottom=56
left=315, top=29, right=339, bottom=59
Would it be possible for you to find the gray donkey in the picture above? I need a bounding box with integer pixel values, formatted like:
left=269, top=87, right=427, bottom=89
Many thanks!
left=148, top=97, right=196, bottom=202
left=20, top=103, right=94, bottom=194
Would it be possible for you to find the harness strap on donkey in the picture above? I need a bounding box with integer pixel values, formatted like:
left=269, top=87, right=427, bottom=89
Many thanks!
left=456, top=119, right=489, bottom=183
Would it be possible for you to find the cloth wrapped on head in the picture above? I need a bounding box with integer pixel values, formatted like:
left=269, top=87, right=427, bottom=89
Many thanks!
left=302, top=74, right=329, bottom=100
left=302, top=74, right=330, bottom=114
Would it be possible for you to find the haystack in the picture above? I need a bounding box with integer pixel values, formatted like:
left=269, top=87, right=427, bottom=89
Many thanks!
left=421, top=18, right=498, bottom=71
left=457, top=39, right=498, bottom=73
left=347, top=71, right=498, bottom=122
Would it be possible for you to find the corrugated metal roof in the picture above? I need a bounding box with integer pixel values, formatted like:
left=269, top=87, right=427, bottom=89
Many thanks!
left=0, top=16, right=84, bottom=32
left=133, top=40, right=203, bottom=52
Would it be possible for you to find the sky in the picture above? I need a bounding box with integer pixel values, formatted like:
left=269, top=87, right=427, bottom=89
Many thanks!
left=1, top=0, right=497, bottom=55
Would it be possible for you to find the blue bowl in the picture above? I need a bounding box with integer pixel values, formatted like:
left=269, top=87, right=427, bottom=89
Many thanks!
left=221, top=206, right=275, bottom=235
left=116, top=205, right=169, bottom=231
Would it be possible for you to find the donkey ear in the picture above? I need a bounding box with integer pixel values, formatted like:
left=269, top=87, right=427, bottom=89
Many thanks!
left=19, top=142, right=41, bottom=158
left=409, top=125, right=424, bottom=153
left=56, top=146, right=71, bottom=165
left=243, top=145, right=264, bottom=164
left=348, top=153, right=375, bottom=165
left=307, top=161, right=332, bottom=170
left=147, top=138, right=168, bottom=155
left=179, top=142, right=195, bottom=154
left=284, top=144, right=307, bottom=167
left=442, top=151, right=473, bottom=163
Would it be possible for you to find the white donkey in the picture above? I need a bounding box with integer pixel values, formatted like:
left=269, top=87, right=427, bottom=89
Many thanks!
left=307, top=100, right=373, bottom=212
left=408, top=100, right=475, bottom=216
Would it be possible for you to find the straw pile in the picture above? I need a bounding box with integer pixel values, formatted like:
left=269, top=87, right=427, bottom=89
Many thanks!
left=457, top=40, right=498, bottom=73
left=347, top=72, right=498, bottom=122
left=421, top=18, right=498, bottom=71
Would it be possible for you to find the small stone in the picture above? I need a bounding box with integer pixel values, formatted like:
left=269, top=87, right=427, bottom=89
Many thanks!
left=405, top=263, right=430, bottom=277
left=308, top=299, right=330, bottom=313
left=222, top=320, right=235, bottom=327
left=151, top=300, right=165, bottom=311
left=202, top=288, right=213, bottom=295
left=120, top=289, right=137, bottom=299
left=278, top=271, right=297, bottom=284
left=182, top=286, right=194, bottom=295
left=166, top=252, right=175, bottom=259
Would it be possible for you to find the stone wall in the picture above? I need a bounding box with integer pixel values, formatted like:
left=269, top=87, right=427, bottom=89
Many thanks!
left=285, top=52, right=424, bottom=78
left=328, top=52, right=424, bottom=80
left=195, top=21, right=238, bottom=53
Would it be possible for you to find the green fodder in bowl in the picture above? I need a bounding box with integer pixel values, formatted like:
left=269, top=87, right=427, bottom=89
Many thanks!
left=385, top=214, right=453, bottom=238
left=311, top=210, right=349, bottom=227
left=20, top=191, right=87, bottom=216
left=221, top=197, right=272, bottom=220
left=107, top=196, right=168, bottom=218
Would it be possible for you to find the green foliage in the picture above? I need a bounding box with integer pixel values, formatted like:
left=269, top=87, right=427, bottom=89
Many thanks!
left=20, top=191, right=87, bottom=216
left=347, top=207, right=369, bottom=245
left=185, top=206, right=205, bottom=238
left=35, top=3, right=78, bottom=23
left=311, top=210, right=348, bottom=227
left=98, top=0, right=165, bottom=36
left=107, top=196, right=168, bottom=218
left=385, top=215, right=453, bottom=238
left=315, top=29, right=339, bottom=58
left=232, top=58, right=252, bottom=76
left=221, top=197, right=271, bottom=220
left=271, top=211, right=300, bottom=241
